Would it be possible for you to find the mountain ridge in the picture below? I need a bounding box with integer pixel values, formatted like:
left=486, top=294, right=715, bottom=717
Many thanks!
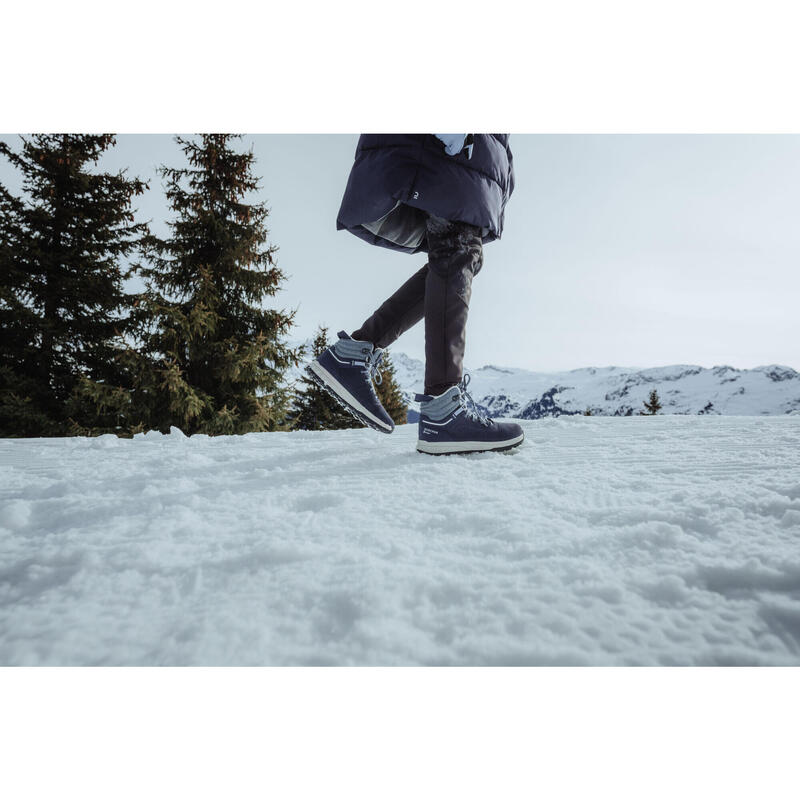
left=288, top=338, right=800, bottom=418
left=387, top=352, right=800, bottom=418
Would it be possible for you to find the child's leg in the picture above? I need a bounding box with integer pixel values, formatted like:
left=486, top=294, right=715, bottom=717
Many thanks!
left=352, top=264, right=428, bottom=348
left=423, top=215, right=483, bottom=395
left=350, top=214, right=483, bottom=394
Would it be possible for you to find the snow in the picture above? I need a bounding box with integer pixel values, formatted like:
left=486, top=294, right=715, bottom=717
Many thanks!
left=288, top=338, right=800, bottom=419
left=387, top=353, right=800, bottom=418
left=1, top=415, right=800, bottom=665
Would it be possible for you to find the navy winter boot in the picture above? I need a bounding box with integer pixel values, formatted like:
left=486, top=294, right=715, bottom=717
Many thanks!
left=415, top=374, right=524, bottom=455
left=308, top=331, right=395, bottom=433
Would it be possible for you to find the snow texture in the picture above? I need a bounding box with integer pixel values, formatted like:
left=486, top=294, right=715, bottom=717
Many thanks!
left=1, top=416, right=800, bottom=665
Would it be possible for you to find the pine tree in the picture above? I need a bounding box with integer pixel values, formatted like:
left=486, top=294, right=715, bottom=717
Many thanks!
left=0, top=135, right=147, bottom=437
left=131, top=135, right=299, bottom=435
left=286, top=327, right=358, bottom=431
left=643, top=389, right=662, bottom=415
left=375, top=349, right=408, bottom=426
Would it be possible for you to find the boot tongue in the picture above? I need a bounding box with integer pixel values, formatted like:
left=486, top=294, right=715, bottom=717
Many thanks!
left=418, top=384, right=462, bottom=421
left=435, top=385, right=461, bottom=406
left=334, top=334, right=373, bottom=360
left=442, top=388, right=461, bottom=412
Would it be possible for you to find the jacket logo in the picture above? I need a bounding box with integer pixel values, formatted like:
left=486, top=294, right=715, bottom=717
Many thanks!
left=412, top=191, right=419, bottom=200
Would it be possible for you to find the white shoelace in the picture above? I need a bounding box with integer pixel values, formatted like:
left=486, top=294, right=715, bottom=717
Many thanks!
left=364, top=349, right=384, bottom=387
left=458, top=374, right=490, bottom=426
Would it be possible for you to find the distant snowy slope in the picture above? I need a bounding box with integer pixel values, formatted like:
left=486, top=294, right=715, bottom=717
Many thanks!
left=288, top=340, right=800, bottom=417
left=1, top=416, right=799, bottom=665
left=387, top=354, right=800, bottom=417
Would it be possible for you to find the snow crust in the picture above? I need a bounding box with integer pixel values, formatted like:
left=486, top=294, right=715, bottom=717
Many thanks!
left=2, top=416, right=800, bottom=665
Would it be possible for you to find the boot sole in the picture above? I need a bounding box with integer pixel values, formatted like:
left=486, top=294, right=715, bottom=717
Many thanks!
left=416, top=433, right=524, bottom=456
left=308, top=361, right=394, bottom=434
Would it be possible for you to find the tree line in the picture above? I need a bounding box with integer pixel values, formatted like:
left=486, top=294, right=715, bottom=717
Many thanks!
left=0, top=134, right=407, bottom=438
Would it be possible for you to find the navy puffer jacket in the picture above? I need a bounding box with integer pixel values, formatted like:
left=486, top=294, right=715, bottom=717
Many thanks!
left=336, top=134, right=514, bottom=255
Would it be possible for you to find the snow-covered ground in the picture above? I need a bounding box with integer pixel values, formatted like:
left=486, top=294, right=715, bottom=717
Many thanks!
left=2, top=415, right=800, bottom=665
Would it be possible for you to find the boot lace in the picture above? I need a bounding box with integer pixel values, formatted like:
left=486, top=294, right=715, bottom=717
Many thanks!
left=364, top=348, right=385, bottom=387
left=458, top=374, right=490, bottom=426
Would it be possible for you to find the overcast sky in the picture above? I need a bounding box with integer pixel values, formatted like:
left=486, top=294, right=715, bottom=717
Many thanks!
left=2, top=134, right=798, bottom=371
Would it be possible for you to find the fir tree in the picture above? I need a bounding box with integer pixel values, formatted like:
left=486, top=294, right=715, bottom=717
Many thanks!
left=286, top=327, right=358, bottom=431
left=375, top=349, right=409, bottom=426
left=131, top=135, right=299, bottom=435
left=0, top=135, right=147, bottom=437
left=643, top=389, right=662, bottom=415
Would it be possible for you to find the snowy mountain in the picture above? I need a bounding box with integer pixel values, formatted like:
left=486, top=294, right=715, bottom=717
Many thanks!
left=387, top=352, right=800, bottom=418
left=288, top=339, right=800, bottom=418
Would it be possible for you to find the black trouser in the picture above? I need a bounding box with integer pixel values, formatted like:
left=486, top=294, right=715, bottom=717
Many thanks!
left=352, top=215, right=484, bottom=396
